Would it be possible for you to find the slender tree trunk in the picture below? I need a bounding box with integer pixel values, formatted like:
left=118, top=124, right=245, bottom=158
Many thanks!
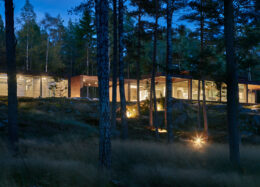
left=68, top=50, right=73, bottom=98
left=86, top=47, right=89, bottom=97
left=111, top=0, right=118, bottom=131
left=197, top=80, right=201, bottom=129
left=200, top=0, right=208, bottom=135
left=5, top=0, right=18, bottom=150
left=136, top=12, right=141, bottom=117
left=118, top=0, right=128, bottom=139
left=224, top=0, right=240, bottom=166
left=166, top=0, right=174, bottom=143
left=95, top=0, right=111, bottom=169
left=202, top=80, right=208, bottom=136
left=149, top=80, right=153, bottom=127
left=26, top=27, right=29, bottom=71
left=45, top=37, right=49, bottom=73
left=151, top=0, right=159, bottom=139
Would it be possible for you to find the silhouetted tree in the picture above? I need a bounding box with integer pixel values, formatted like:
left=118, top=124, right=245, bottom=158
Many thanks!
left=95, top=0, right=111, bottom=169
left=111, top=0, right=118, bottom=131
left=224, top=0, right=240, bottom=166
left=166, top=0, right=174, bottom=143
left=118, top=0, right=128, bottom=139
left=5, top=0, right=18, bottom=150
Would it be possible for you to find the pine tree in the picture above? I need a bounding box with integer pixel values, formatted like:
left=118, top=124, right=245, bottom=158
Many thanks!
left=5, top=0, right=18, bottom=150
left=118, top=0, right=128, bottom=139
left=0, top=14, right=6, bottom=71
left=18, top=0, right=36, bottom=71
left=166, top=0, right=174, bottom=143
left=95, top=0, right=111, bottom=169
left=129, top=0, right=147, bottom=117
left=111, top=0, right=118, bottom=131
left=224, top=0, right=240, bottom=166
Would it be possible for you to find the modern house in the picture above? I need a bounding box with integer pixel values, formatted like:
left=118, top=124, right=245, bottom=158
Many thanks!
left=0, top=73, right=68, bottom=98
left=0, top=72, right=258, bottom=104
left=71, top=74, right=260, bottom=104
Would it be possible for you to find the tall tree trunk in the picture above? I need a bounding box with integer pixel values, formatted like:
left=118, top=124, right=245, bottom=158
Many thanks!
left=197, top=80, right=201, bottom=129
left=166, top=0, right=174, bottom=143
left=118, top=0, right=128, bottom=139
left=200, top=0, right=208, bottom=135
left=151, top=0, right=159, bottom=139
left=127, top=60, right=130, bottom=102
left=86, top=47, right=89, bottom=97
left=136, top=11, right=141, bottom=117
left=111, top=0, right=118, bottom=131
left=202, top=80, right=208, bottom=136
left=149, top=80, right=153, bottom=127
left=5, top=0, right=18, bottom=150
left=45, top=37, right=49, bottom=73
left=224, top=0, right=240, bottom=166
left=95, top=0, right=111, bottom=169
left=26, top=27, right=29, bottom=71
left=68, top=50, right=73, bottom=98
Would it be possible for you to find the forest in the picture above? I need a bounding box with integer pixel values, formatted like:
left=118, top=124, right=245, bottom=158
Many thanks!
left=0, top=0, right=259, bottom=79
left=0, top=0, right=260, bottom=186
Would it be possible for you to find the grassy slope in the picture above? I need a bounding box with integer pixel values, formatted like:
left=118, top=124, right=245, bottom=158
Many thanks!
left=0, top=97, right=259, bottom=187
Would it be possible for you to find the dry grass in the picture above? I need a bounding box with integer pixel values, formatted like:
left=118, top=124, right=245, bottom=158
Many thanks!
left=1, top=138, right=260, bottom=187
left=0, top=97, right=259, bottom=186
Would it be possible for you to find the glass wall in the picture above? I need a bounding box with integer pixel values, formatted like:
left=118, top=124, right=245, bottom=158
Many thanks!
left=221, top=83, right=227, bottom=102
left=205, top=81, right=220, bottom=101
left=239, top=84, right=247, bottom=103
left=192, top=80, right=220, bottom=101
left=107, top=77, right=259, bottom=104
left=192, top=80, right=203, bottom=100
left=156, top=82, right=165, bottom=99
left=0, top=74, right=7, bottom=96
left=248, top=90, right=256, bottom=104
left=173, top=80, right=189, bottom=99
left=0, top=74, right=68, bottom=98
left=130, top=83, right=137, bottom=101
left=140, top=80, right=150, bottom=101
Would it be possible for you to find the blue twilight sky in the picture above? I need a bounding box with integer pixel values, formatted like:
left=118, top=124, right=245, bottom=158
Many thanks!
left=0, top=0, right=82, bottom=26
left=0, top=0, right=196, bottom=30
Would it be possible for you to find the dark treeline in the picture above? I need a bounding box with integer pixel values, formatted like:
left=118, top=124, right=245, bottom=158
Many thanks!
left=0, top=0, right=259, bottom=80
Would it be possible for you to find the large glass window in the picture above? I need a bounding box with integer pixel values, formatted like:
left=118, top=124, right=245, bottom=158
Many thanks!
left=173, top=80, right=189, bottom=99
left=130, top=83, right=137, bottom=102
left=192, top=80, right=203, bottom=100
left=0, top=74, right=7, bottom=96
left=140, top=80, right=150, bottom=101
left=239, top=84, right=247, bottom=103
left=156, top=82, right=165, bottom=99
left=248, top=90, right=256, bottom=104
left=221, top=83, right=227, bottom=102
left=205, top=81, right=220, bottom=101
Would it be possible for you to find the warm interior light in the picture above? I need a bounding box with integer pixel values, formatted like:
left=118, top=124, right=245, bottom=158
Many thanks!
left=157, top=103, right=164, bottom=111
left=126, top=106, right=137, bottom=118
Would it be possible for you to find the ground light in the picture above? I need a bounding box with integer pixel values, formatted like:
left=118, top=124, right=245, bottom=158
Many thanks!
left=192, top=134, right=207, bottom=149
left=151, top=128, right=167, bottom=134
